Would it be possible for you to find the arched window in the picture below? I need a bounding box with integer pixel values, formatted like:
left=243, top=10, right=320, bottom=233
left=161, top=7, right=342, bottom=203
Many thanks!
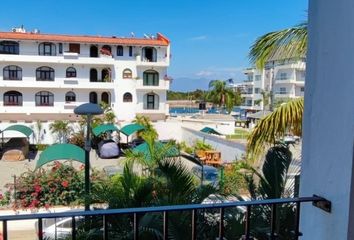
left=89, top=92, right=97, bottom=104
left=117, top=45, right=124, bottom=56
left=3, top=65, right=22, bottom=80
left=35, top=91, right=54, bottom=106
left=143, top=70, right=159, bottom=86
left=100, top=45, right=112, bottom=56
left=66, top=67, right=76, bottom=78
left=38, top=42, right=56, bottom=56
left=101, top=68, right=111, bottom=82
left=36, top=66, right=55, bottom=81
left=90, top=45, right=98, bottom=57
left=0, top=41, right=19, bottom=55
left=123, top=92, right=132, bottom=102
left=144, top=93, right=159, bottom=110
left=90, top=68, right=98, bottom=82
left=142, top=47, right=157, bottom=62
left=65, top=91, right=76, bottom=102
left=4, top=91, right=22, bottom=106
left=122, top=68, right=132, bottom=79
left=101, top=92, right=110, bottom=104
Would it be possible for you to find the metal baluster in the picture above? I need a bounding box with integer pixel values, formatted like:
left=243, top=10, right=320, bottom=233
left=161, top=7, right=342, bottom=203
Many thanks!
left=191, top=209, right=197, bottom=240
left=294, top=202, right=301, bottom=240
left=38, top=218, right=43, bottom=240
left=244, top=205, right=251, bottom=240
left=103, top=215, right=108, bottom=240
left=270, top=204, right=277, bottom=240
left=72, top=216, right=76, bottom=240
left=163, top=211, right=168, bottom=240
left=219, top=207, right=225, bottom=240
left=134, top=213, right=139, bottom=240
left=2, top=220, right=8, bottom=240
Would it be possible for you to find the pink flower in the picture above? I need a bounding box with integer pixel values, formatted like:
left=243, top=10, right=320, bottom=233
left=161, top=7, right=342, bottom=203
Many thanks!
left=61, top=181, right=69, bottom=188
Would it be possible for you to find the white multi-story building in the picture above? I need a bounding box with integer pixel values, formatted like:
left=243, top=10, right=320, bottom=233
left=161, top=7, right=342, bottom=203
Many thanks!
left=240, top=58, right=306, bottom=111
left=0, top=28, right=171, bottom=138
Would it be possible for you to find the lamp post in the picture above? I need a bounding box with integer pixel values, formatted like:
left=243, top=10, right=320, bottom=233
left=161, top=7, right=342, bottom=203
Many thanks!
left=74, top=103, right=103, bottom=211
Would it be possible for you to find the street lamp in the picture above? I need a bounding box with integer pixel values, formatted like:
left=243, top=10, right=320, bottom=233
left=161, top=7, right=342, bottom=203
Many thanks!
left=74, top=103, right=103, bottom=211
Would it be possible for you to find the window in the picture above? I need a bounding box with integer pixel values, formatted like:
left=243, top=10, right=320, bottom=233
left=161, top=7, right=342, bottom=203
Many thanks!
left=3, top=65, right=22, bottom=80
left=279, top=87, right=287, bottom=94
left=255, top=75, right=261, bottom=81
left=247, top=74, right=253, bottom=81
left=100, top=45, right=112, bottom=56
left=4, top=91, right=22, bottom=106
left=143, top=70, right=159, bottom=86
left=35, top=91, right=54, bottom=106
left=38, top=42, right=56, bottom=56
left=66, top=67, right=76, bottom=78
left=65, top=91, right=76, bottom=102
left=254, top=88, right=260, bottom=94
left=101, top=92, right=110, bottom=104
left=90, top=68, right=98, bottom=82
left=300, top=87, right=305, bottom=92
left=0, top=41, right=19, bottom=54
left=142, top=47, right=157, bottom=62
left=89, top=92, right=97, bottom=104
left=280, top=72, right=288, bottom=80
left=122, top=69, right=132, bottom=79
left=117, top=45, right=123, bottom=56
left=246, top=100, right=252, bottom=106
left=144, top=93, right=159, bottom=110
left=123, top=92, right=132, bottom=102
left=129, top=46, right=133, bottom=56
left=69, top=43, right=80, bottom=53
left=58, top=43, right=63, bottom=54
left=101, top=69, right=111, bottom=82
left=247, top=88, right=253, bottom=94
left=90, top=45, right=98, bottom=57
left=36, top=66, right=54, bottom=81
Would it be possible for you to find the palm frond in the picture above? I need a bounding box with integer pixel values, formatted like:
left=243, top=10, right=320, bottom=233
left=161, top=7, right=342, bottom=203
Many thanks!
left=249, top=23, right=307, bottom=68
left=246, top=98, right=304, bottom=161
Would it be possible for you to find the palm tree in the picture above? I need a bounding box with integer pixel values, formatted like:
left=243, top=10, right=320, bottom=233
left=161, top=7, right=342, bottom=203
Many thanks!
left=249, top=22, right=307, bottom=69
left=49, top=120, right=73, bottom=143
left=207, top=80, right=235, bottom=113
left=247, top=98, right=303, bottom=160
left=133, top=115, right=158, bottom=140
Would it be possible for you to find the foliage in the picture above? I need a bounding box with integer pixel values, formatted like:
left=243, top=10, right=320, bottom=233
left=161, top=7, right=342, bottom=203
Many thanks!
left=31, top=120, right=43, bottom=144
left=226, top=128, right=250, bottom=140
left=68, top=130, right=85, bottom=148
left=247, top=98, right=303, bottom=161
left=36, top=144, right=49, bottom=151
left=193, top=139, right=214, bottom=151
left=249, top=22, right=307, bottom=68
left=177, top=141, right=194, bottom=154
left=207, top=80, right=236, bottom=113
left=222, top=162, right=247, bottom=195
left=167, top=89, right=207, bottom=101
left=49, top=120, right=73, bottom=144
left=11, top=161, right=107, bottom=209
left=133, top=115, right=158, bottom=140
left=0, top=191, right=11, bottom=207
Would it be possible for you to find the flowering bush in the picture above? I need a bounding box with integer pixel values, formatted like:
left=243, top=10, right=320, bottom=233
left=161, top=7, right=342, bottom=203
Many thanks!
left=0, top=191, right=11, bottom=207
left=12, top=161, right=107, bottom=209
left=100, top=48, right=112, bottom=56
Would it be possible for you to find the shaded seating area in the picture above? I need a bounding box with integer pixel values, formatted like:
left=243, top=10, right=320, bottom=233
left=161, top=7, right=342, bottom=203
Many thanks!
left=120, top=123, right=145, bottom=149
left=0, top=124, right=33, bottom=161
left=92, top=124, right=120, bottom=158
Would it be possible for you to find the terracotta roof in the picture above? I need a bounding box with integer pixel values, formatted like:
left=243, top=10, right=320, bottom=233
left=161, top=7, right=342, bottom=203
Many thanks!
left=0, top=32, right=170, bottom=46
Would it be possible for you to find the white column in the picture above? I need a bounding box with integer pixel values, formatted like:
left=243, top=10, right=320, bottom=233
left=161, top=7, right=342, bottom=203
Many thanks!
left=300, top=0, right=354, bottom=239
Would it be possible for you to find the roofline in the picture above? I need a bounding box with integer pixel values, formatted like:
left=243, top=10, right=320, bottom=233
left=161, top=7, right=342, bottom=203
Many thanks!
left=0, top=31, right=169, bottom=46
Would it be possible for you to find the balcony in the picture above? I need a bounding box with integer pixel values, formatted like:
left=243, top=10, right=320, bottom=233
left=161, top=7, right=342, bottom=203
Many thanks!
left=135, top=79, right=170, bottom=90
left=0, top=196, right=330, bottom=240
left=135, top=55, right=169, bottom=67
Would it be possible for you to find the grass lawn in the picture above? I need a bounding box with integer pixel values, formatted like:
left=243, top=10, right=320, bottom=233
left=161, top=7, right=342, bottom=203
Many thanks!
left=226, top=128, right=250, bottom=140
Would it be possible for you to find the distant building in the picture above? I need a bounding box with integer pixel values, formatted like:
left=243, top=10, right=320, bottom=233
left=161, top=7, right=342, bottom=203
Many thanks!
left=0, top=27, right=171, bottom=142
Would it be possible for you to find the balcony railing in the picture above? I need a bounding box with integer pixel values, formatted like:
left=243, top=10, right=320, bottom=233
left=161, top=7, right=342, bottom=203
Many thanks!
left=0, top=196, right=330, bottom=240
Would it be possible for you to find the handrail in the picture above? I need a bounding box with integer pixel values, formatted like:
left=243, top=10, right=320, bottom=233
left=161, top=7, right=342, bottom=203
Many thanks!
left=0, top=196, right=325, bottom=221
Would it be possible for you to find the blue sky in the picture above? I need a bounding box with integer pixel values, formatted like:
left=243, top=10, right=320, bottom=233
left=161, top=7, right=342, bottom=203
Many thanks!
left=0, top=0, right=308, bottom=91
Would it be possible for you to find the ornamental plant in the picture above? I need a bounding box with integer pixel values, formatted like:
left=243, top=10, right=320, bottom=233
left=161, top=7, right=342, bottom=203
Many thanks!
left=11, top=161, right=107, bottom=209
left=0, top=191, right=11, bottom=207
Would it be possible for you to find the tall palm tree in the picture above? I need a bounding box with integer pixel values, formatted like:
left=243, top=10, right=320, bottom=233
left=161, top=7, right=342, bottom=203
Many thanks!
left=207, top=80, right=235, bottom=113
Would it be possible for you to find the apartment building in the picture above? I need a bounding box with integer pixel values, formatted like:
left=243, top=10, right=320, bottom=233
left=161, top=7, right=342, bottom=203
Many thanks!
left=0, top=27, right=171, bottom=140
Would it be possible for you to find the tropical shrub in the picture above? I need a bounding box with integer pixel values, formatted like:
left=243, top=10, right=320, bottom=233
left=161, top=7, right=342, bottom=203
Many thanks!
left=0, top=191, right=11, bottom=207
left=194, top=139, right=214, bottom=151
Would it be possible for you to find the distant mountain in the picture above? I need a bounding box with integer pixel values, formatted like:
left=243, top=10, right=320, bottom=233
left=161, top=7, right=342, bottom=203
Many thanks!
left=170, top=77, right=211, bottom=91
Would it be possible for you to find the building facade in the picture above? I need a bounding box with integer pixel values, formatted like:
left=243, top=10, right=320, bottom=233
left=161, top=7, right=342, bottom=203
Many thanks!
left=240, top=59, right=306, bottom=111
left=0, top=28, right=171, bottom=142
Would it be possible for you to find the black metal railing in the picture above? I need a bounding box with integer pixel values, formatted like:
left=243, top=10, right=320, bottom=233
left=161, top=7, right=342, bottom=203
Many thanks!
left=0, top=196, right=331, bottom=240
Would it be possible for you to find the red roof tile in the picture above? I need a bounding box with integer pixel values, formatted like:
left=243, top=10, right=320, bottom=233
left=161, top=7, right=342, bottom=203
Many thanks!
left=0, top=32, right=170, bottom=46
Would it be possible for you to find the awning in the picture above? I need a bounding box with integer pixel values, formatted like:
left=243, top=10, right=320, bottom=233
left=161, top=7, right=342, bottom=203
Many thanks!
left=132, top=141, right=180, bottom=161
left=92, top=124, right=119, bottom=137
left=120, top=123, right=145, bottom=136
left=200, top=127, right=222, bottom=136
left=1, top=124, right=33, bottom=137
left=36, top=143, right=85, bottom=169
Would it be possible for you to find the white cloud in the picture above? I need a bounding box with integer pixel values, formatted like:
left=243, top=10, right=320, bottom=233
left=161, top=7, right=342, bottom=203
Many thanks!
left=196, top=70, right=213, bottom=77
left=189, top=35, right=207, bottom=41
left=194, top=66, right=245, bottom=79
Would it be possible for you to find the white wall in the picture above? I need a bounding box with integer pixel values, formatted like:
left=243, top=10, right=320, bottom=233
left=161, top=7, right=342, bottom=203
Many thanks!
left=300, top=0, right=354, bottom=239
